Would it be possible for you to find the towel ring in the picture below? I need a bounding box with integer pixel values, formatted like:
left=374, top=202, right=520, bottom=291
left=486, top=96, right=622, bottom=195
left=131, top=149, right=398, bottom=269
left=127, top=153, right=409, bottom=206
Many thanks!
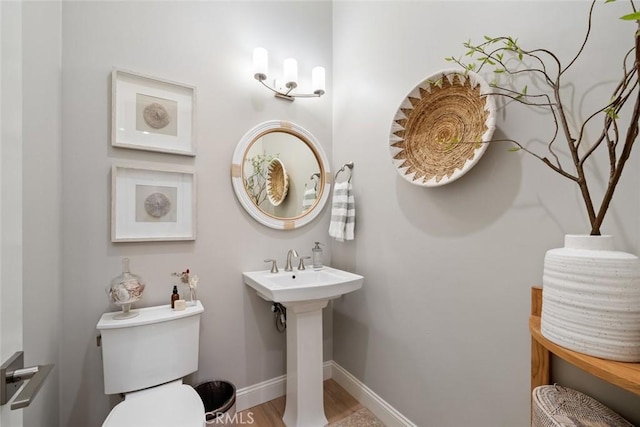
left=335, top=162, right=354, bottom=182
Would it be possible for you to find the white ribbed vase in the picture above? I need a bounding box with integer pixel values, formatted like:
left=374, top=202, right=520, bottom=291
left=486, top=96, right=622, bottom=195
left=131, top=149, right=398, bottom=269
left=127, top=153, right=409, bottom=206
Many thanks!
left=541, top=235, right=640, bottom=362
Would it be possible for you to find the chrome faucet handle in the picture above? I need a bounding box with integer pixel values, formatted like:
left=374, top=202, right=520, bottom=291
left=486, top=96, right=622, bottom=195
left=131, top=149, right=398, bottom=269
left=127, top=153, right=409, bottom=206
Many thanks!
left=264, top=259, right=279, bottom=274
left=284, top=249, right=299, bottom=272
left=298, top=256, right=311, bottom=271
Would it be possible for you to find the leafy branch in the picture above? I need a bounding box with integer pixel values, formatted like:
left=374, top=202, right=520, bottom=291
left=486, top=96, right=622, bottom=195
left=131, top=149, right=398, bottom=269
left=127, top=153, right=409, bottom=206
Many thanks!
left=446, top=0, right=640, bottom=235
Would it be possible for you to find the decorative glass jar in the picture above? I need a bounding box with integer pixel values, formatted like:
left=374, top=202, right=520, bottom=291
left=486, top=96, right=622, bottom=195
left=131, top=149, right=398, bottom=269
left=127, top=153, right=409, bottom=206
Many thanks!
left=106, top=258, right=146, bottom=319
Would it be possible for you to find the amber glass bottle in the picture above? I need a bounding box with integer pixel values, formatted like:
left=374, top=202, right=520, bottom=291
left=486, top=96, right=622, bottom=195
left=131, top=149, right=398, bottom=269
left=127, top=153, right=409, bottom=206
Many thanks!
left=171, top=285, right=180, bottom=309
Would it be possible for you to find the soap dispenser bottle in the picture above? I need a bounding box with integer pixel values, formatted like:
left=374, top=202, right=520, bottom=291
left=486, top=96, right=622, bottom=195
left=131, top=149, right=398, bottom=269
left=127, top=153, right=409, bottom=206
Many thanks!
left=312, top=242, right=323, bottom=269
left=171, top=285, right=180, bottom=309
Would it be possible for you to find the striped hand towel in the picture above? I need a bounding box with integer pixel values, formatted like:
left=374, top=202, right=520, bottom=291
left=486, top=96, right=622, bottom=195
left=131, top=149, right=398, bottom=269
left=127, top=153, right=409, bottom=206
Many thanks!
left=302, top=187, right=317, bottom=212
left=328, top=181, right=355, bottom=242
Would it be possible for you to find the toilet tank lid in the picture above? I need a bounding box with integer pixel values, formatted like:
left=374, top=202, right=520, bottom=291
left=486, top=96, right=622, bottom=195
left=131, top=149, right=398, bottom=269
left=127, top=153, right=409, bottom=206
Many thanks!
left=97, top=301, right=204, bottom=330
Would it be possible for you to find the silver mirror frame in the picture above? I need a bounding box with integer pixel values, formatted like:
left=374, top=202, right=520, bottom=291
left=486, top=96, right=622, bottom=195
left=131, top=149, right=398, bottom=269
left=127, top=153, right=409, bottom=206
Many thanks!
left=231, top=120, right=331, bottom=230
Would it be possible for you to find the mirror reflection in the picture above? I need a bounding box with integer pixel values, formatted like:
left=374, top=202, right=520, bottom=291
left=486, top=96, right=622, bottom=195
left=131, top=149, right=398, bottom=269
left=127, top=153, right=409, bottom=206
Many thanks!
left=265, top=158, right=289, bottom=207
left=243, top=131, right=321, bottom=219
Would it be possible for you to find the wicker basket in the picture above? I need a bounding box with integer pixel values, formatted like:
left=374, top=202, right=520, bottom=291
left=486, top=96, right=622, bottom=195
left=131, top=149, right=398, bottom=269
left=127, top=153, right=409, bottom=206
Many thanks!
left=266, top=158, right=289, bottom=206
left=389, top=69, right=496, bottom=187
left=532, top=385, right=633, bottom=427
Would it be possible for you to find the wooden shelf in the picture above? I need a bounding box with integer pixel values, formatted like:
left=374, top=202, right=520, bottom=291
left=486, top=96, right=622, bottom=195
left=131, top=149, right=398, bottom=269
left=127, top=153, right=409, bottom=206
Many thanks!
left=529, top=286, right=640, bottom=397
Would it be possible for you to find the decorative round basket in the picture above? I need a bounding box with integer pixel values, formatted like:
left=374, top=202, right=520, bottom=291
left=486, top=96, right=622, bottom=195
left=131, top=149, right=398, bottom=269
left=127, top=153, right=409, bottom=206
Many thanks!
left=266, top=158, right=289, bottom=206
left=532, top=385, right=633, bottom=427
left=389, top=69, right=496, bottom=186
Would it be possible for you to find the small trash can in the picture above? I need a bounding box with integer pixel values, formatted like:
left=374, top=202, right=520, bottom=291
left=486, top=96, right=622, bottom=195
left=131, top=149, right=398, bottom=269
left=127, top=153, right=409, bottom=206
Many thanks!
left=195, top=380, right=237, bottom=426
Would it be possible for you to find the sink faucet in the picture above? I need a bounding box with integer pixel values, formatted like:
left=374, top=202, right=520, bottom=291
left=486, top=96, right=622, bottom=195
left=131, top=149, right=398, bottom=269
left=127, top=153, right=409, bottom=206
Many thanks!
left=285, top=249, right=299, bottom=272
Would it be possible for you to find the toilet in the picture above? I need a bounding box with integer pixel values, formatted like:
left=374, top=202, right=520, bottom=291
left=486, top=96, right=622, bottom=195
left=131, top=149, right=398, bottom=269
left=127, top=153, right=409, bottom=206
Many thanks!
left=96, top=301, right=206, bottom=427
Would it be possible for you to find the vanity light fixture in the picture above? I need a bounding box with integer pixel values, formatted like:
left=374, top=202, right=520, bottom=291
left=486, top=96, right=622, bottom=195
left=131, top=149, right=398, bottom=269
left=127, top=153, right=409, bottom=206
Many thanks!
left=253, top=47, right=325, bottom=101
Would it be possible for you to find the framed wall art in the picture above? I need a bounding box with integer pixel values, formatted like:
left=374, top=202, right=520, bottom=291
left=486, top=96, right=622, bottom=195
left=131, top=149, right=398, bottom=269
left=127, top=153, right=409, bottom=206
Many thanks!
left=111, top=162, right=196, bottom=242
left=111, top=68, right=196, bottom=156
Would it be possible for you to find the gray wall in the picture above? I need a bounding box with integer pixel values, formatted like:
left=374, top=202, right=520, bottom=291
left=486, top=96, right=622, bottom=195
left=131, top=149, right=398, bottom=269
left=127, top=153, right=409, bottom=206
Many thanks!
left=22, top=2, right=62, bottom=427
left=1, top=2, right=25, bottom=426
left=59, top=2, right=332, bottom=426
left=331, top=1, right=640, bottom=426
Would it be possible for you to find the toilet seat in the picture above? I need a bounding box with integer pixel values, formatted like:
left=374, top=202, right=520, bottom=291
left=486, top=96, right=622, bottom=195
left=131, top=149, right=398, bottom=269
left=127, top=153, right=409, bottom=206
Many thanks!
left=102, top=381, right=204, bottom=427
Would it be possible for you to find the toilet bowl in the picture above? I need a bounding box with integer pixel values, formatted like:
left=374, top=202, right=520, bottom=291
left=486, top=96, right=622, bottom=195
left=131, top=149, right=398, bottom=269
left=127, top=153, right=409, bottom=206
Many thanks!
left=97, top=301, right=205, bottom=427
left=102, top=380, right=204, bottom=427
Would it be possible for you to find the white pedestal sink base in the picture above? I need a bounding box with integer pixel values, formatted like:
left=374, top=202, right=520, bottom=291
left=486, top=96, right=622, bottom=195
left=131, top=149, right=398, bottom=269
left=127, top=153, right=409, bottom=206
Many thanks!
left=282, top=300, right=329, bottom=427
left=242, top=267, right=364, bottom=427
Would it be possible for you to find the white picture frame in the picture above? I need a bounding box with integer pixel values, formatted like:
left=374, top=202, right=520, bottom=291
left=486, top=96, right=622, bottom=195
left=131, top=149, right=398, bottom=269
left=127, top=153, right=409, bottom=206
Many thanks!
left=111, top=68, right=196, bottom=156
left=111, top=162, right=196, bottom=242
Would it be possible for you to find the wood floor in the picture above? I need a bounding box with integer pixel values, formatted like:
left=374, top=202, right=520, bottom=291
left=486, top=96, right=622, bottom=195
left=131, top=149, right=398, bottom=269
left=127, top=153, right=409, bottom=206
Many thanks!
left=238, top=379, right=363, bottom=426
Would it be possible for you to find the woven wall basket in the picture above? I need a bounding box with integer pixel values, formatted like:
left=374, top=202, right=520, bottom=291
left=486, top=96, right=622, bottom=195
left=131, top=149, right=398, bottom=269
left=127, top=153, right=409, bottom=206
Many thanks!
left=389, top=69, right=496, bottom=186
left=266, top=158, right=289, bottom=206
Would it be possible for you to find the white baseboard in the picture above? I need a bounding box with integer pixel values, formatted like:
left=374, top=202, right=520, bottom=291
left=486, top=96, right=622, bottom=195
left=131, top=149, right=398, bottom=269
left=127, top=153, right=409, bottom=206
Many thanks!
left=235, top=361, right=414, bottom=426
left=235, top=373, right=285, bottom=412
left=235, top=362, right=333, bottom=412
left=329, top=361, right=416, bottom=427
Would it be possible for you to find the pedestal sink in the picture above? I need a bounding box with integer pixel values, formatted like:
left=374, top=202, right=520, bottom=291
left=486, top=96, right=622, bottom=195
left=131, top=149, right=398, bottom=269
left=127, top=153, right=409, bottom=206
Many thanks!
left=243, top=266, right=364, bottom=427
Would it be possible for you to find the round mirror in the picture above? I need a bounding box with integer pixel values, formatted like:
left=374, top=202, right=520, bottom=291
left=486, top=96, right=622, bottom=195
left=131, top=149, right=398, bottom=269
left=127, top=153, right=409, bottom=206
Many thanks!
left=231, top=120, right=331, bottom=229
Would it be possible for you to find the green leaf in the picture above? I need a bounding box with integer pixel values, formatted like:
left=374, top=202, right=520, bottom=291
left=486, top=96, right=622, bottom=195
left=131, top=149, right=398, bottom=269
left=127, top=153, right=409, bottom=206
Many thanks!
left=467, top=63, right=476, bottom=71
left=496, top=53, right=504, bottom=61
left=508, top=147, right=521, bottom=152
left=522, top=85, right=528, bottom=95
left=506, top=37, right=515, bottom=49
left=605, top=0, right=616, bottom=3
left=621, top=11, right=640, bottom=20
left=445, top=57, right=453, bottom=62
left=494, top=68, right=504, bottom=74
left=605, top=107, right=619, bottom=119
left=484, top=35, right=493, bottom=41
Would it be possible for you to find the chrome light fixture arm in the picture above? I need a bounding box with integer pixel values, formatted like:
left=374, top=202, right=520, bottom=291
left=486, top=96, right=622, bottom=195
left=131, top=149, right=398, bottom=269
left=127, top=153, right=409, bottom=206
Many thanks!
left=256, top=76, right=324, bottom=101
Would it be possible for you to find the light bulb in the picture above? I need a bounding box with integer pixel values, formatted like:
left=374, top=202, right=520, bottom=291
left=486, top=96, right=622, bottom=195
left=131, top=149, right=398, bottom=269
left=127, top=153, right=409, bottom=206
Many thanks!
left=312, top=66, right=326, bottom=96
left=283, top=58, right=298, bottom=89
left=253, top=47, right=268, bottom=81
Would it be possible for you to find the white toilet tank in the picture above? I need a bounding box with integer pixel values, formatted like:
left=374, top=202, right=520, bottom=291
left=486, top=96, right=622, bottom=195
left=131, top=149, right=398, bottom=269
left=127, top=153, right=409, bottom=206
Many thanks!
left=97, top=301, right=204, bottom=395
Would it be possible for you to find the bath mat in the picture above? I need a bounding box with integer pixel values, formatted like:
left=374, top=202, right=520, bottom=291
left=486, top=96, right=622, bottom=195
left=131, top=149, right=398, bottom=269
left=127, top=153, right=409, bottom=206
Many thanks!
left=330, top=408, right=386, bottom=427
